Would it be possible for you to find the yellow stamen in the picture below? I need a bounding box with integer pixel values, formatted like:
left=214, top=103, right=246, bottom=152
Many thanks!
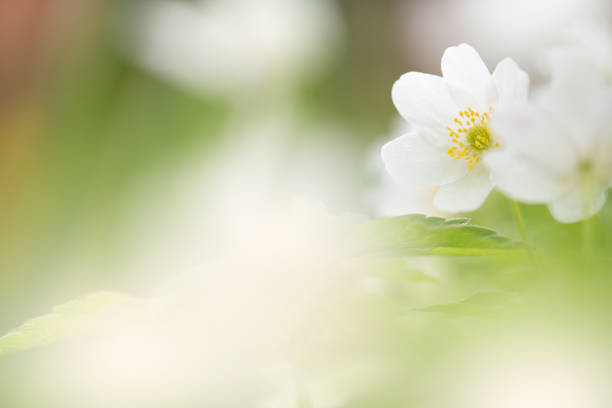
left=445, top=106, right=497, bottom=170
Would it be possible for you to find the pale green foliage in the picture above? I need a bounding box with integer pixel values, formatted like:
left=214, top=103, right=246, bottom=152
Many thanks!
left=358, top=214, right=525, bottom=256
left=0, top=215, right=524, bottom=360
left=0, top=292, right=142, bottom=358
left=415, top=291, right=518, bottom=316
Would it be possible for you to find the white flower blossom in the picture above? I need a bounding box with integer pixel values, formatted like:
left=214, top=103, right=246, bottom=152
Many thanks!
left=382, top=44, right=529, bottom=212
left=118, top=0, right=342, bottom=94
left=486, top=74, right=612, bottom=223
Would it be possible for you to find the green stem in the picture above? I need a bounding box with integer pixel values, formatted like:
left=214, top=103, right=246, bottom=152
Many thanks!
left=581, top=164, right=593, bottom=256
left=510, top=199, right=528, bottom=242
left=582, top=216, right=592, bottom=256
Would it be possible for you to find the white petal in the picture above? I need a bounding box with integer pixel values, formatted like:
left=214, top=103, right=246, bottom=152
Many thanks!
left=548, top=187, right=606, bottom=223
left=391, top=72, right=458, bottom=132
left=492, top=58, right=529, bottom=106
left=491, top=105, right=577, bottom=175
left=441, top=44, right=491, bottom=96
left=542, top=78, right=612, bottom=159
left=445, top=81, right=486, bottom=113
left=433, top=166, right=493, bottom=212
left=374, top=181, right=440, bottom=217
left=484, top=150, right=563, bottom=203
left=381, top=132, right=468, bottom=188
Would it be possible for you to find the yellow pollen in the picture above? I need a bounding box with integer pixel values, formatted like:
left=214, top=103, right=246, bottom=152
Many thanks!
left=445, top=106, right=496, bottom=170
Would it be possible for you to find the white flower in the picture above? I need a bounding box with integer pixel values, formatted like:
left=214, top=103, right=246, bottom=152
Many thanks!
left=381, top=44, right=529, bottom=212
left=119, top=0, right=342, bottom=95
left=486, top=74, right=612, bottom=223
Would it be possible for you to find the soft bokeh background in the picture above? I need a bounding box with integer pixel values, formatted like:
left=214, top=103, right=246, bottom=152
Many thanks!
left=1, top=1, right=612, bottom=407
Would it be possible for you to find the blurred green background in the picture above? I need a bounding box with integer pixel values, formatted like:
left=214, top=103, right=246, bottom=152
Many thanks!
left=0, top=0, right=408, bottom=328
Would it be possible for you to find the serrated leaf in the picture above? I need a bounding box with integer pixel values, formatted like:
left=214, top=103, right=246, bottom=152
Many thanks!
left=358, top=214, right=525, bottom=256
left=0, top=291, right=143, bottom=358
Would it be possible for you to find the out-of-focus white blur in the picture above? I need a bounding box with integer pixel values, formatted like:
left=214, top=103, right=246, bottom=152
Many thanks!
left=15, top=111, right=371, bottom=406
left=118, top=111, right=363, bottom=282
left=545, top=20, right=612, bottom=86
left=23, top=176, right=366, bottom=406
left=117, top=0, right=343, bottom=94
left=443, top=329, right=612, bottom=408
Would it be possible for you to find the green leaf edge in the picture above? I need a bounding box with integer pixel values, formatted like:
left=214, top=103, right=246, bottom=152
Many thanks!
left=358, top=214, right=526, bottom=257
left=0, top=291, right=140, bottom=358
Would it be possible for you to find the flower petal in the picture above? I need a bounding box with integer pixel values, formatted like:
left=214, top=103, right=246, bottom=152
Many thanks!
left=491, top=104, right=577, bottom=175
left=484, top=150, right=563, bottom=203
left=441, top=44, right=491, bottom=96
left=445, top=81, right=486, bottom=113
left=541, top=76, right=612, bottom=159
left=433, top=166, right=493, bottom=212
left=381, top=131, right=468, bottom=188
left=492, top=58, right=529, bottom=106
left=548, top=187, right=606, bottom=223
left=391, top=72, right=458, bottom=132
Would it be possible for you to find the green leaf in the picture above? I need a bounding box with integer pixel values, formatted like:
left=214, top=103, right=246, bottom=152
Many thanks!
left=0, top=291, right=143, bottom=358
left=414, top=291, right=518, bottom=316
left=358, top=214, right=525, bottom=256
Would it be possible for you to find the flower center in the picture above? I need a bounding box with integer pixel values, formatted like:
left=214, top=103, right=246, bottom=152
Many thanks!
left=579, top=160, right=593, bottom=174
left=446, top=106, right=499, bottom=170
left=466, top=125, right=490, bottom=150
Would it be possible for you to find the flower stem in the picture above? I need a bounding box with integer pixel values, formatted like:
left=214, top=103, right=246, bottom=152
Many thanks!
left=581, top=162, right=593, bottom=256
left=510, top=199, right=528, bottom=242
left=582, top=216, right=593, bottom=256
